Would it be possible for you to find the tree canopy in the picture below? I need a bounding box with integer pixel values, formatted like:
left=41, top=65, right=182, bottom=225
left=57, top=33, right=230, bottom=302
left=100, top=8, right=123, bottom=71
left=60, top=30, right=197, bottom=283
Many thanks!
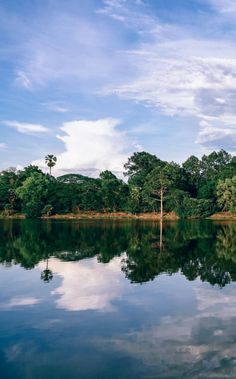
left=0, top=149, right=235, bottom=218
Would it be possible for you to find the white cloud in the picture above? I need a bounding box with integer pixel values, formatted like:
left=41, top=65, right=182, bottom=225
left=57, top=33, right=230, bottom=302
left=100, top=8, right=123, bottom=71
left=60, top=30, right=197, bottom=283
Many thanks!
left=3, top=120, right=49, bottom=134
left=111, top=48, right=236, bottom=115
left=33, top=118, right=130, bottom=177
left=113, top=44, right=236, bottom=150
left=196, top=124, right=236, bottom=151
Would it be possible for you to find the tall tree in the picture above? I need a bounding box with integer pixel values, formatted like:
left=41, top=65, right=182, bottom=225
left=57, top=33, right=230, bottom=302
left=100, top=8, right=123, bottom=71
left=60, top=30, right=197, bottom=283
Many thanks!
left=45, top=154, right=57, bottom=176
left=144, top=163, right=182, bottom=219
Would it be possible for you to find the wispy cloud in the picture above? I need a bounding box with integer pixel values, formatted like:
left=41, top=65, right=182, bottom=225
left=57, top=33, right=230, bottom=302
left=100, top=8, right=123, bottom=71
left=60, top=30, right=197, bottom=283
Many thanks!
left=13, top=9, right=124, bottom=91
left=2, top=0, right=236, bottom=166
left=207, top=0, right=236, bottom=15
left=98, top=0, right=159, bottom=34
left=3, top=120, right=49, bottom=134
left=0, top=143, right=7, bottom=150
left=196, top=124, right=236, bottom=150
left=99, top=1, right=236, bottom=151
left=43, top=102, right=70, bottom=113
left=15, top=70, right=32, bottom=89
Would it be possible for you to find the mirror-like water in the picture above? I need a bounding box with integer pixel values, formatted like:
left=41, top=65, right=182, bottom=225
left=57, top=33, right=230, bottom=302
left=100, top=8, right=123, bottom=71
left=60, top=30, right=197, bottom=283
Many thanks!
left=1, top=220, right=236, bottom=378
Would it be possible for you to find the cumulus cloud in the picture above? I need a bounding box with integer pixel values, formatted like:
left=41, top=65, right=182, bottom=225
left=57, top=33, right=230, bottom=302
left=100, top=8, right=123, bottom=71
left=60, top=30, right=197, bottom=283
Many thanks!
left=33, top=118, right=129, bottom=177
left=3, top=120, right=49, bottom=134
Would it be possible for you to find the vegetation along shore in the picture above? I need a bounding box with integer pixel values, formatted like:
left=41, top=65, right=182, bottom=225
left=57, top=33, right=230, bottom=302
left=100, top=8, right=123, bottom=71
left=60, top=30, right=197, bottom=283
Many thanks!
left=0, top=149, right=236, bottom=219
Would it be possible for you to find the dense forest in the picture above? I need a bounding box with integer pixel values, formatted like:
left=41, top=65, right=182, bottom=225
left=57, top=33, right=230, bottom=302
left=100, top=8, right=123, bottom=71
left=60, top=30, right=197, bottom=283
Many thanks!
left=0, top=149, right=236, bottom=218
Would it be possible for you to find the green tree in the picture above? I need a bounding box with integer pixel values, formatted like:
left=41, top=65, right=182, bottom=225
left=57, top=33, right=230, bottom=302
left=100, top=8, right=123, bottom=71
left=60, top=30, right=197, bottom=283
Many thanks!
left=182, top=155, right=201, bottom=195
left=143, top=163, right=183, bottom=218
left=217, top=176, right=236, bottom=212
left=128, top=186, right=142, bottom=213
left=201, top=150, right=231, bottom=179
left=0, top=168, right=19, bottom=212
left=99, top=170, right=128, bottom=212
left=124, top=151, right=165, bottom=186
left=16, top=172, right=53, bottom=218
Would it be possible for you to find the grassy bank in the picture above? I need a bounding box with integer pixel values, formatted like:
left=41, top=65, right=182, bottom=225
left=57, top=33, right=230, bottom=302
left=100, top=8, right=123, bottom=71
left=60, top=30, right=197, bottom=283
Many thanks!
left=208, top=212, right=236, bottom=220
left=1, top=211, right=236, bottom=221
left=43, top=211, right=179, bottom=220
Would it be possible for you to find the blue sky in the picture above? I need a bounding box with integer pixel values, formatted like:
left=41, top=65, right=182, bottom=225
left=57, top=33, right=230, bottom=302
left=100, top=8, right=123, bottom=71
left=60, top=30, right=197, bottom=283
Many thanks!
left=1, top=0, right=236, bottom=176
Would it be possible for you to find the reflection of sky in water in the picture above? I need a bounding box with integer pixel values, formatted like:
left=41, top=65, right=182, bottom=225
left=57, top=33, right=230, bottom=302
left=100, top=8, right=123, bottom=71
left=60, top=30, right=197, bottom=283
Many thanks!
left=1, top=255, right=236, bottom=378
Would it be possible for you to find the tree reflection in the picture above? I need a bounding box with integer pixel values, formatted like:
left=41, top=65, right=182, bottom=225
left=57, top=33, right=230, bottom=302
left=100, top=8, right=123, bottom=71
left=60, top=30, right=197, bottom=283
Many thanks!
left=41, top=257, right=53, bottom=283
left=0, top=220, right=236, bottom=287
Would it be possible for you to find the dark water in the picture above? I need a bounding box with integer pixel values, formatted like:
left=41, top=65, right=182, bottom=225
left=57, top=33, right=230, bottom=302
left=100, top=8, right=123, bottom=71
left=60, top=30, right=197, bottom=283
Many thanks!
left=1, top=220, right=236, bottom=378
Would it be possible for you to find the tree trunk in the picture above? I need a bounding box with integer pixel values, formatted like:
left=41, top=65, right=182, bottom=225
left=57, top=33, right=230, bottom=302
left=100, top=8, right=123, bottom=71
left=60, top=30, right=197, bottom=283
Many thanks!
left=160, top=185, right=163, bottom=220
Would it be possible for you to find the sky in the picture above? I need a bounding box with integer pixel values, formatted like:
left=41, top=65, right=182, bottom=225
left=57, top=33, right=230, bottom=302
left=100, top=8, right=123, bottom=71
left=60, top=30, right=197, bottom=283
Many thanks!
left=1, top=0, right=236, bottom=176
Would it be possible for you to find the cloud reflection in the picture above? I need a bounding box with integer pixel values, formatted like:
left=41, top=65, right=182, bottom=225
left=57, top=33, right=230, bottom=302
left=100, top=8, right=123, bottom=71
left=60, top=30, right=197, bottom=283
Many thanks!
left=95, top=281, right=236, bottom=378
left=47, top=256, right=126, bottom=312
left=0, top=296, right=40, bottom=309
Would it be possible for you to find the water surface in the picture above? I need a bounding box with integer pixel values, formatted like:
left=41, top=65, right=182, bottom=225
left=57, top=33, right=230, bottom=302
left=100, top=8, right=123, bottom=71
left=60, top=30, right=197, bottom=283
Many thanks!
left=0, top=220, right=236, bottom=378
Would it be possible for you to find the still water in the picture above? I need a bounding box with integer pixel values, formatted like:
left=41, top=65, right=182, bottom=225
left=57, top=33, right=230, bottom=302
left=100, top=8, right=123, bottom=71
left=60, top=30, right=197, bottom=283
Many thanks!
left=0, top=219, right=236, bottom=378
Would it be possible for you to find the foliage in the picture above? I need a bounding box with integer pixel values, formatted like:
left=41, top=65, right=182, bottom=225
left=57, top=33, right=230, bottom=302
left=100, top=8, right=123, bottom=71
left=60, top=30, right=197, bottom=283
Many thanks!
left=0, top=149, right=235, bottom=218
left=16, top=172, right=53, bottom=218
left=175, top=196, right=215, bottom=218
left=217, top=176, right=236, bottom=212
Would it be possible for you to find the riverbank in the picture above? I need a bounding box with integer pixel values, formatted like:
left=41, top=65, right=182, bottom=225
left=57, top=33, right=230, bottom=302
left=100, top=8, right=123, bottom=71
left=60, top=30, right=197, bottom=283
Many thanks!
left=208, top=212, right=236, bottom=220
left=0, top=211, right=179, bottom=220
left=0, top=211, right=236, bottom=220
left=42, top=211, right=179, bottom=220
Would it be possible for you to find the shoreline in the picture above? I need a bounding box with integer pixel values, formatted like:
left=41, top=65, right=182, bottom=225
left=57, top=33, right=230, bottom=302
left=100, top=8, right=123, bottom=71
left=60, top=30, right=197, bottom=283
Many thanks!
left=0, top=211, right=236, bottom=221
left=42, top=211, right=179, bottom=220
left=208, top=212, right=236, bottom=221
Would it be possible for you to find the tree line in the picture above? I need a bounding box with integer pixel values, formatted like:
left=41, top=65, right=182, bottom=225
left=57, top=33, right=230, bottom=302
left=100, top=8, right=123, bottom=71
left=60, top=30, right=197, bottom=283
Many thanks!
left=0, top=149, right=235, bottom=218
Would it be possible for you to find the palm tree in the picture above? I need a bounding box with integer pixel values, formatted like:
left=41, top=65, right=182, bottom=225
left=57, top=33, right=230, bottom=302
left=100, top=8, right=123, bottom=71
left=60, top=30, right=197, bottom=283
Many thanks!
left=41, top=257, right=53, bottom=283
left=45, top=154, right=57, bottom=176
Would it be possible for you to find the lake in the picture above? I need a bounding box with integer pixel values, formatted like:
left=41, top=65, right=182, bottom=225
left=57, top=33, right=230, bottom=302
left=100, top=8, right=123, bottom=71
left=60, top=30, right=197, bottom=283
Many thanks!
left=0, top=219, right=236, bottom=378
